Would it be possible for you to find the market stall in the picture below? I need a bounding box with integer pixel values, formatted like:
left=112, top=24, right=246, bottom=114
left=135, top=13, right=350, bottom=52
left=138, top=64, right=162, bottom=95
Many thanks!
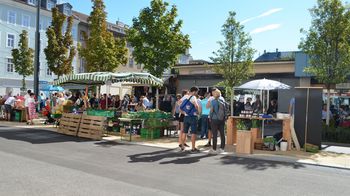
left=119, top=110, right=173, bottom=141
left=52, top=72, right=164, bottom=140
left=228, top=79, right=293, bottom=154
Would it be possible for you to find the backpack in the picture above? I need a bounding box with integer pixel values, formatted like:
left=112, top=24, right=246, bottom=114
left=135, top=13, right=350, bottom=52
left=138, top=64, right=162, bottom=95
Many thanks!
left=180, top=96, right=197, bottom=116
left=211, top=99, right=229, bottom=121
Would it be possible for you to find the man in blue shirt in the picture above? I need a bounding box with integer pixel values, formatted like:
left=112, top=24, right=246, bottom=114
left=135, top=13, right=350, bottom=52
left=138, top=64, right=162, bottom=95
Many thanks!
left=200, top=92, right=210, bottom=139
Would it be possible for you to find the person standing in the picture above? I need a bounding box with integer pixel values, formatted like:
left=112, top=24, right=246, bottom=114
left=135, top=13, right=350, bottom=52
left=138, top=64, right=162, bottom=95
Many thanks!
left=200, top=92, right=210, bottom=139
left=204, top=88, right=225, bottom=147
left=179, top=87, right=200, bottom=152
left=27, top=93, right=38, bottom=125
left=252, top=95, right=262, bottom=113
left=4, top=94, right=16, bottom=121
left=141, top=95, right=150, bottom=110
left=24, top=90, right=31, bottom=122
left=209, top=89, right=226, bottom=154
left=177, top=90, right=189, bottom=148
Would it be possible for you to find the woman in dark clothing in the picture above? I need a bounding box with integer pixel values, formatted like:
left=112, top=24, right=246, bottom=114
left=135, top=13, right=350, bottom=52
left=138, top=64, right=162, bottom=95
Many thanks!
left=267, top=99, right=278, bottom=115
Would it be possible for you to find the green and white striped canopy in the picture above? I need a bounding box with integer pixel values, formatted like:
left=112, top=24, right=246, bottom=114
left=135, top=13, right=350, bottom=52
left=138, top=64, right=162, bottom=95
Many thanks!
left=52, top=72, right=164, bottom=86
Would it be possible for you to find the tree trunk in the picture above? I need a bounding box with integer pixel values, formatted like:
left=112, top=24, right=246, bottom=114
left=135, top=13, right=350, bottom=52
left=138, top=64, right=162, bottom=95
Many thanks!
left=156, top=88, right=159, bottom=110
left=22, top=76, right=26, bottom=91
left=326, top=88, right=331, bottom=126
left=231, top=87, right=234, bottom=116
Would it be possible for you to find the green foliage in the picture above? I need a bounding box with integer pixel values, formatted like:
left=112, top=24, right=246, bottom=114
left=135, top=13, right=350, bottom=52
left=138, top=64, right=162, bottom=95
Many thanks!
left=78, top=0, right=127, bottom=72
left=45, top=7, right=76, bottom=78
left=127, top=0, right=191, bottom=77
left=236, top=119, right=250, bottom=130
left=210, top=11, right=255, bottom=97
left=322, top=122, right=350, bottom=143
left=251, top=119, right=260, bottom=128
left=299, top=0, right=350, bottom=88
left=11, top=30, right=34, bottom=91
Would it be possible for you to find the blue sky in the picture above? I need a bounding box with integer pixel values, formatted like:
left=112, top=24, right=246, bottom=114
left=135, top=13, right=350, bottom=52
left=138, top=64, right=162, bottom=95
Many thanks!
left=65, top=0, right=318, bottom=61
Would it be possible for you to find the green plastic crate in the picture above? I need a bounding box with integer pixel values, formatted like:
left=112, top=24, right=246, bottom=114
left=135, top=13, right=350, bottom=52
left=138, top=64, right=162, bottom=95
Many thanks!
left=87, top=109, right=115, bottom=117
left=14, top=111, right=22, bottom=122
left=141, top=128, right=160, bottom=139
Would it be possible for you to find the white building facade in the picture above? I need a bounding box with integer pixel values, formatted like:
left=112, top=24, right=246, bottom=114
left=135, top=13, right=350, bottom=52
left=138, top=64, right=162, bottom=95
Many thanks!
left=0, top=0, right=79, bottom=95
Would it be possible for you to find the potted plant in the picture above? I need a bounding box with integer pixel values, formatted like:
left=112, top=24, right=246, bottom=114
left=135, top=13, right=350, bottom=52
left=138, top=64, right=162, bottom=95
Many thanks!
left=251, top=119, right=261, bottom=147
left=236, top=119, right=253, bottom=154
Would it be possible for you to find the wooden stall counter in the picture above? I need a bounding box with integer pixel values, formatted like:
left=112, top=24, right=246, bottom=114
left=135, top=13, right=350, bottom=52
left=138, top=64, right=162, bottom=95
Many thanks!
left=226, top=116, right=292, bottom=151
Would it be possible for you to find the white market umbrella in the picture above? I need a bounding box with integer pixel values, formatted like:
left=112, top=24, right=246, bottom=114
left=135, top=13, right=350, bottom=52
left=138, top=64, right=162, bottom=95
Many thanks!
left=237, top=78, right=290, bottom=138
left=238, top=78, right=290, bottom=90
left=238, top=78, right=290, bottom=112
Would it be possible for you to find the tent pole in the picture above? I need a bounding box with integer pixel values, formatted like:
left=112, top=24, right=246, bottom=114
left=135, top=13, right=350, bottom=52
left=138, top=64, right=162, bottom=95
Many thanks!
left=106, top=81, right=111, bottom=109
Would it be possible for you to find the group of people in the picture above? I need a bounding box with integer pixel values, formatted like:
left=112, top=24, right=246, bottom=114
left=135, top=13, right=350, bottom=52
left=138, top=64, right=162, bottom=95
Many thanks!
left=233, top=95, right=278, bottom=116
left=173, top=87, right=227, bottom=154
left=0, top=90, right=38, bottom=125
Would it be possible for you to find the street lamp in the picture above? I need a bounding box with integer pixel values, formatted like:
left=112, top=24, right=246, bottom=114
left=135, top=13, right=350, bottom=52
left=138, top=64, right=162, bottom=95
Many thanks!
left=34, top=0, right=41, bottom=98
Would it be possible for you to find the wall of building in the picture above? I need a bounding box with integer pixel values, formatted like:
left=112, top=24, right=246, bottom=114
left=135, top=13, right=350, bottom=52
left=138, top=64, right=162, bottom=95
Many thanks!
left=0, top=0, right=79, bottom=94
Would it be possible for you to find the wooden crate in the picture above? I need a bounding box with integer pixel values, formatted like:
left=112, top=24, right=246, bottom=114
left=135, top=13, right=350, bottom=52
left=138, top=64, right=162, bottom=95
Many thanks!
left=236, top=130, right=253, bottom=154
left=78, top=115, right=106, bottom=140
left=57, top=113, right=82, bottom=136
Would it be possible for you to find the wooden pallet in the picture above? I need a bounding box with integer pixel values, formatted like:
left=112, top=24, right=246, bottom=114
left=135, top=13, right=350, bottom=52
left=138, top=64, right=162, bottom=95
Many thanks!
left=78, top=115, right=106, bottom=140
left=57, top=113, right=82, bottom=136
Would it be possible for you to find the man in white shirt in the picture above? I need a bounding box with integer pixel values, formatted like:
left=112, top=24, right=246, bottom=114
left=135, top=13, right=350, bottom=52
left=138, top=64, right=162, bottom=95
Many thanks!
left=179, top=87, right=200, bottom=152
left=141, top=95, right=150, bottom=109
left=4, top=95, right=16, bottom=121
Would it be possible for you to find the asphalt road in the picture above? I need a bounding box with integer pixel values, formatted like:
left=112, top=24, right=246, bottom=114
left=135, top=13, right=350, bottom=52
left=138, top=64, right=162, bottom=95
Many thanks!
left=0, top=125, right=350, bottom=196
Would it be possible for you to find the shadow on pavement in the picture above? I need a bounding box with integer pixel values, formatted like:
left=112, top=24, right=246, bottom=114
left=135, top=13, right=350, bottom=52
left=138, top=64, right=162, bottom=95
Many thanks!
left=159, top=154, right=215, bottom=165
left=94, top=140, right=132, bottom=148
left=220, top=156, right=305, bottom=170
left=128, top=148, right=192, bottom=163
left=0, top=128, right=90, bottom=144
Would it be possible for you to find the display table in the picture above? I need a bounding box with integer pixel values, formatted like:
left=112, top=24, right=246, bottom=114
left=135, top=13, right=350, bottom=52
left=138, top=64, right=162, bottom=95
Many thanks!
left=227, top=116, right=292, bottom=151
left=119, top=118, right=143, bottom=141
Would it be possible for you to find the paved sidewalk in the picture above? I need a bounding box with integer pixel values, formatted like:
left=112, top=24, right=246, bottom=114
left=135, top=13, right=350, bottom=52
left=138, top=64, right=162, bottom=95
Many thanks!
left=2, top=120, right=350, bottom=170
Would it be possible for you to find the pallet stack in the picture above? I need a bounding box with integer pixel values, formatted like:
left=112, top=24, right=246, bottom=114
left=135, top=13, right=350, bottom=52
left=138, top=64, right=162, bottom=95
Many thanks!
left=57, top=113, right=82, bottom=136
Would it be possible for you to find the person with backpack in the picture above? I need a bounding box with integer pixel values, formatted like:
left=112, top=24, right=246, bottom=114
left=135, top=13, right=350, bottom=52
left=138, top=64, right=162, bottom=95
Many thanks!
left=179, top=87, right=200, bottom=152
left=209, top=89, right=226, bottom=154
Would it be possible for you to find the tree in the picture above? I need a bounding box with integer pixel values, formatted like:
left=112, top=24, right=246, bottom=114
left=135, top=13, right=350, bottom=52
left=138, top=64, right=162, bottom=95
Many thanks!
left=127, top=0, right=191, bottom=77
left=210, top=11, right=255, bottom=115
left=45, top=7, right=76, bottom=78
left=12, top=30, right=34, bottom=91
left=299, top=0, right=350, bottom=125
left=78, top=0, right=128, bottom=72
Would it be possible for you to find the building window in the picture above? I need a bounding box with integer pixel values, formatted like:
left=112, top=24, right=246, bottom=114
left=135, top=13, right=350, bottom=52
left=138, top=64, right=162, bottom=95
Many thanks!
left=64, top=6, right=72, bottom=16
left=8, top=11, right=16, bottom=25
left=79, top=59, right=86, bottom=73
left=39, top=20, right=43, bottom=30
left=80, top=30, right=86, bottom=41
left=28, top=0, right=36, bottom=5
left=129, top=58, right=134, bottom=68
left=46, top=67, right=52, bottom=76
left=22, top=15, right=30, bottom=28
left=7, top=58, right=14, bottom=73
left=47, top=1, right=55, bottom=10
left=7, top=34, right=15, bottom=48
